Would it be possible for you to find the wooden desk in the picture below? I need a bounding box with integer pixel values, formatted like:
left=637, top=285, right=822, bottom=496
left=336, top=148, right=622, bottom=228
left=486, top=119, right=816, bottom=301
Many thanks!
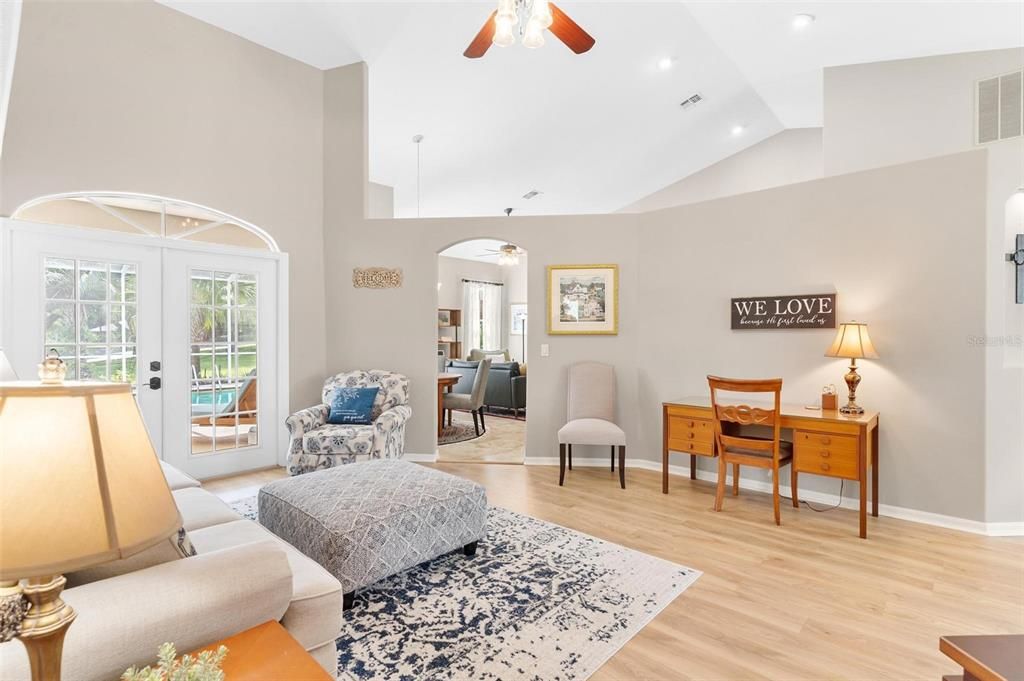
left=187, top=621, right=333, bottom=681
left=662, top=396, right=880, bottom=538
left=939, top=635, right=1024, bottom=681
left=438, top=372, right=461, bottom=435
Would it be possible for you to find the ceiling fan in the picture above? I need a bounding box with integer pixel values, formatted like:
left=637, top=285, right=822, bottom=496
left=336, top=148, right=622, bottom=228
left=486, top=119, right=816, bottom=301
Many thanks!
left=477, top=243, right=525, bottom=266
left=464, top=0, right=595, bottom=58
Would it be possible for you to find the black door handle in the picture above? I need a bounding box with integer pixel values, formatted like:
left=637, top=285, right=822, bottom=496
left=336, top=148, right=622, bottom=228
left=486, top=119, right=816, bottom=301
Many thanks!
left=149, top=377, right=161, bottom=390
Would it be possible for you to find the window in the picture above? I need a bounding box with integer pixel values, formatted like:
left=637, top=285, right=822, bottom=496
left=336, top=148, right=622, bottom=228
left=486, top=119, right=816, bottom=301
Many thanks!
left=43, top=257, right=137, bottom=383
left=189, top=269, right=259, bottom=454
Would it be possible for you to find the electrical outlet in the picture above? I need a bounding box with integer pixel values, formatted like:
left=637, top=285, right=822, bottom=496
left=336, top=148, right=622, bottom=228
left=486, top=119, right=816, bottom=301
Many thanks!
left=540, top=344, right=550, bottom=357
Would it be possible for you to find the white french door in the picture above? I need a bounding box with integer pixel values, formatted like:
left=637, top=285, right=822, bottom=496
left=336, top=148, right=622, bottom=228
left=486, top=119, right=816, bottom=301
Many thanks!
left=2, top=220, right=286, bottom=479
left=5, top=228, right=165, bottom=451
left=162, top=249, right=280, bottom=478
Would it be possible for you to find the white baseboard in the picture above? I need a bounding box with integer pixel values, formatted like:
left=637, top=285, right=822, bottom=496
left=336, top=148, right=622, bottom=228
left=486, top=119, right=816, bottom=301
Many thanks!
left=523, top=456, right=1022, bottom=537
left=404, top=452, right=438, bottom=463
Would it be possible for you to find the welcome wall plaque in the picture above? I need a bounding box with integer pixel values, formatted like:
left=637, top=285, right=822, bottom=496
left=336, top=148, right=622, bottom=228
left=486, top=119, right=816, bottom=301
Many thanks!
left=353, top=267, right=403, bottom=289
left=730, top=293, right=836, bottom=330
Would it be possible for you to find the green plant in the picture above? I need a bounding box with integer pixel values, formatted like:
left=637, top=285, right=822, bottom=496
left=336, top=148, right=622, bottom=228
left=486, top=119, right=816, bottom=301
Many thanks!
left=121, top=642, right=228, bottom=681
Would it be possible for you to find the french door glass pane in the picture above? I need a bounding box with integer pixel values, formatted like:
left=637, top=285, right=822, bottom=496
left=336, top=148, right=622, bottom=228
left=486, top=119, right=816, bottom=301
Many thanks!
left=190, top=269, right=258, bottom=456
left=42, top=257, right=137, bottom=385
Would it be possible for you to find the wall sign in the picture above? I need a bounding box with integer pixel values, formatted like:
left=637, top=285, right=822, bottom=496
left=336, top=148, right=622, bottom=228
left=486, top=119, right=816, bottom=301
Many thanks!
left=353, top=267, right=403, bottom=289
left=731, top=293, right=836, bottom=330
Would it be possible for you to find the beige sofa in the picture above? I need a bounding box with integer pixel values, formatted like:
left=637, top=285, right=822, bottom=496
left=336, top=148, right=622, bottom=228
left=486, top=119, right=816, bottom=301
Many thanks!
left=0, top=463, right=342, bottom=680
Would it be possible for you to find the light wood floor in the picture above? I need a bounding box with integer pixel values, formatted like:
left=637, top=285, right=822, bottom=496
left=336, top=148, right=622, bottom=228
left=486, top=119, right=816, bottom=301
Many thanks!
left=437, top=410, right=525, bottom=464
left=204, top=463, right=1024, bottom=681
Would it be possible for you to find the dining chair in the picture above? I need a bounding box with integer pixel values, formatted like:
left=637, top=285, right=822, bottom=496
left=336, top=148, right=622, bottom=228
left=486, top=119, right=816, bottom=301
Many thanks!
left=707, top=375, right=797, bottom=525
left=557, top=361, right=626, bottom=488
left=443, top=358, right=491, bottom=436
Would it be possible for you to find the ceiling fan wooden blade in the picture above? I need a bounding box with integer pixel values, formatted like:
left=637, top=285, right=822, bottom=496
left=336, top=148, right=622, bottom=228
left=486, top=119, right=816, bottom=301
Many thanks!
left=549, top=3, right=595, bottom=54
left=464, top=11, right=497, bottom=59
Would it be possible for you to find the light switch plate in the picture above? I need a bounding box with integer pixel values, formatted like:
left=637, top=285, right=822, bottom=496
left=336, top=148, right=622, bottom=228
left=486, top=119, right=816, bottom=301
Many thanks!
left=540, top=344, right=550, bottom=357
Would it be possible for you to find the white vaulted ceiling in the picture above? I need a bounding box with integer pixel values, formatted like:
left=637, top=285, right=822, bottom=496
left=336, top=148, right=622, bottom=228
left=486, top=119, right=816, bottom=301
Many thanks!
left=160, top=1, right=1023, bottom=218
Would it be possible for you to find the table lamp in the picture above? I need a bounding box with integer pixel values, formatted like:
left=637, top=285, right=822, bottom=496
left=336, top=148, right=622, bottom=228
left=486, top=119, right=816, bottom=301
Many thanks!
left=824, top=321, right=879, bottom=415
left=0, top=371, right=182, bottom=680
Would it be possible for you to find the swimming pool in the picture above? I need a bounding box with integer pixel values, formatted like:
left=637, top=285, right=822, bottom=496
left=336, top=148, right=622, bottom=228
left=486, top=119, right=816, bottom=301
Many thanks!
left=191, top=389, right=236, bottom=406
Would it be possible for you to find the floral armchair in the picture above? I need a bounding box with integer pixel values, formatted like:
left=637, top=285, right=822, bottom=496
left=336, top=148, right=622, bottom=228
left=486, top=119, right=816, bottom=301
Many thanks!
left=286, top=369, right=411, bottom=475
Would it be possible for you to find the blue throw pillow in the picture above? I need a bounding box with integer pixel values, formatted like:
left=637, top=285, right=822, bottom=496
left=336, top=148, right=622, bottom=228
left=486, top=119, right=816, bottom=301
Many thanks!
left=328, top=386, right=380, bottom=425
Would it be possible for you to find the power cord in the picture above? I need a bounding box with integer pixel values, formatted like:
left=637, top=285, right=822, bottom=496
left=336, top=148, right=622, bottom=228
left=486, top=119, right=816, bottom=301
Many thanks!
left=781, top=480, right=845, bottom=512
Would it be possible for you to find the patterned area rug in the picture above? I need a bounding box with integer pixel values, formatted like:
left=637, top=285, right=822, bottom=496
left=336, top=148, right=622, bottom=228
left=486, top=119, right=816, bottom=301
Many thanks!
left=438, top=419, right=482, bottom=445
left=230, top=498, right=700, bottom=680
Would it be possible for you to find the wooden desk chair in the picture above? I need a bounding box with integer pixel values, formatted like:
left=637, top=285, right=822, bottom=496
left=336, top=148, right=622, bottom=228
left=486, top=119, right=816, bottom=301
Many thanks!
left=707, top=375, right=797, bottom=526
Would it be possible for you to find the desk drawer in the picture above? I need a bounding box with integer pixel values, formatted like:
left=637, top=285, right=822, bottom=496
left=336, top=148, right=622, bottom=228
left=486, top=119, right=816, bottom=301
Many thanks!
left=668, top=415, right=713, bottom=441
left=795, top=431, right=858, bottom=454
left=667, top=438, right=714, bottom=457
left=794, top=430, right=859, bottom=479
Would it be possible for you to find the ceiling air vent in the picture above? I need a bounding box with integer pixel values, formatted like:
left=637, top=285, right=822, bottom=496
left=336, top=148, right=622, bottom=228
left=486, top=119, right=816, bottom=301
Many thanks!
left=976, top=70, right=1023, bottom=145
left=522, top=190, right=542, bottom=200
left=680, top=93, right=703, bottom=110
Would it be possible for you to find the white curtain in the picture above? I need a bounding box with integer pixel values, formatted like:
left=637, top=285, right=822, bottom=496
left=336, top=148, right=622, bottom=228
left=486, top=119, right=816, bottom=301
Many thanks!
left=462, top=280, right=502, bottom=357
left=480, top=282, right=502, bottom=351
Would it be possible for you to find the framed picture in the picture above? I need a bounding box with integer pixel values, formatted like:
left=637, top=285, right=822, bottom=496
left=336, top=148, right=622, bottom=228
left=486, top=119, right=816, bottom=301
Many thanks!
left=547, top=264, right=618, bottom=335
left=438, top=309, right=452, bottom=327
left=510, top=303, right=528, bottom=335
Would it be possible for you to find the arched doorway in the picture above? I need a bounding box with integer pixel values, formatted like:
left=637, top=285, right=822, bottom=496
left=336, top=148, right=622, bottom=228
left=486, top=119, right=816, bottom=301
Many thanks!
left=436, top=238, right=527, bottom=464
left=2, top=192, right=289, bottom=480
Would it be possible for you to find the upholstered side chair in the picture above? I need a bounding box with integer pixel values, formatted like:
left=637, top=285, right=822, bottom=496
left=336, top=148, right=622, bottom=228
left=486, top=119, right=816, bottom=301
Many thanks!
left=285, top=369, right=411, bottom=475
left=443, top=358, right=492, bottom=436
left=557, top=361, right=626, bottom=488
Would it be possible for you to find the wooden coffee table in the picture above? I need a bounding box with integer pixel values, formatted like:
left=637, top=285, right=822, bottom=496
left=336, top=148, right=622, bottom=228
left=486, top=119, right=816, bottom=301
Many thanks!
left=187, top=621, right=333, bottom=681
left=939, top=634, right=1024, bottom=681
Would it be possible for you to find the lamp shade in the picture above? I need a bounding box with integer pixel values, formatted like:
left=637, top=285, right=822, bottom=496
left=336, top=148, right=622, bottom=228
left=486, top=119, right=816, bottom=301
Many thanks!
left=825, top=322, right=879, bottom=360
left=0, top=382, right=181, bottom=580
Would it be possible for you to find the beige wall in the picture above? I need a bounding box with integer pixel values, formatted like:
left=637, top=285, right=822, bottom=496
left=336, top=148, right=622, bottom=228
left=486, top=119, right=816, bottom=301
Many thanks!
left=638, top=151, right=988, bottom=521
left=368, top=182, right=395, bottom=219
left=0, top=0, right=327, bottom=411
left=824, top=49, right=1024, bottom=523
left=621, top=128, right=823, bottom=213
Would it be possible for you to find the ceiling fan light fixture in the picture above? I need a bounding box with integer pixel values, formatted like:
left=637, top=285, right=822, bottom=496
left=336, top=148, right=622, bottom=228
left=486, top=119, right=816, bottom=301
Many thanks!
left=493, top=14, right=516, bottom=47
left=522, top=17, right=546, bottom=49
left=531, top=0, right=553, bottom=29
left=496, top=0, right=518, bottom=25
left=497, top=244, right=521, bottom=266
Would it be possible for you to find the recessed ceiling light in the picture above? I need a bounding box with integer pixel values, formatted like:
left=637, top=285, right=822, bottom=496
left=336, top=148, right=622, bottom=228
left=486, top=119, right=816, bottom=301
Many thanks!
left=792, top=13, right=815, bottom=30
left=657, top=57, right=674, bottom=71
left=731, top=125, right=745, bottom=137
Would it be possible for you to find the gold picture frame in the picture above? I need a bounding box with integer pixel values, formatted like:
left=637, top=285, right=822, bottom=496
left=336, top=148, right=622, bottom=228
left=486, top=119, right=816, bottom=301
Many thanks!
left=547, top=264, right=619, bottom=335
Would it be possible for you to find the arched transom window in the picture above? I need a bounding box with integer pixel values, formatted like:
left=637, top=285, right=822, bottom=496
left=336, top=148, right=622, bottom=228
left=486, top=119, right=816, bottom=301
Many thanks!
left=12, top=192, right=279, bottom=251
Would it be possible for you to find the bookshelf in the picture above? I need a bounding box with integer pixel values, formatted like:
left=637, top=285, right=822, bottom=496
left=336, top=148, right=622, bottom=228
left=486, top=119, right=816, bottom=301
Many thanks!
left=437, top=308, right=462, bottom=361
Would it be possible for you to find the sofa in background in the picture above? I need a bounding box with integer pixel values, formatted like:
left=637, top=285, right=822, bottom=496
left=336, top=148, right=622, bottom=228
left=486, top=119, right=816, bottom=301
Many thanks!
left=286, top=369, right=411, bottom=475
left=0, top=462, right=342, bottom=681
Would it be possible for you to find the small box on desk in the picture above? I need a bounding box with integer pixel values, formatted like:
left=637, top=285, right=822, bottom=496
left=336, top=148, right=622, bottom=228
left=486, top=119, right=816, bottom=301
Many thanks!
left=821, top=392, right=838, bottom=410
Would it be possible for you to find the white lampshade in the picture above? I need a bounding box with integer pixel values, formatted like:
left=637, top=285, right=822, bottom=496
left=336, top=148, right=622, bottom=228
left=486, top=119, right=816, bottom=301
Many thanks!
left=825, top=321, right=879, bottom=360
left=0, top=382, right=181, bottom=580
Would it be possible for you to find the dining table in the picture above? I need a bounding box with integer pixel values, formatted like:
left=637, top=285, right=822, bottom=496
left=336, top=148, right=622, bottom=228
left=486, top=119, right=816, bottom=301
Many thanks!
left=437, top=372, right=462, bottom=435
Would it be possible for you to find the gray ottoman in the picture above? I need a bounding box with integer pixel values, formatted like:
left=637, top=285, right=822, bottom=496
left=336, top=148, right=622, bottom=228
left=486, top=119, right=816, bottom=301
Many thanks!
left=258, top=459, right=487, bottom=609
